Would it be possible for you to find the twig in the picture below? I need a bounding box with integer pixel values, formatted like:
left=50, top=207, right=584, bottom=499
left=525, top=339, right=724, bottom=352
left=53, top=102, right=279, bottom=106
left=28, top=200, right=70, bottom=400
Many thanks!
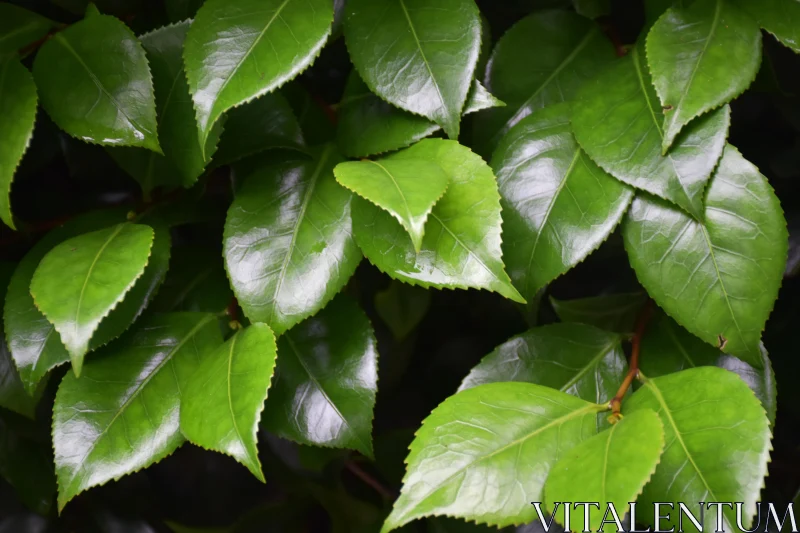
left=608, top=300, right=654, bottom=421
left=344, top=461, right=395, bottom=501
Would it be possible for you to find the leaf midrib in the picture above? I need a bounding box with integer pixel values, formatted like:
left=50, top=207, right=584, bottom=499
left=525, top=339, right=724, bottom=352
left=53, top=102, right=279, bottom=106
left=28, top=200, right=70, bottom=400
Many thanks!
left=74, top=224, right=126, bottom=336
left=558, top=339, right=618, bottom=397
left=398, top=0, right=446, bottom=116
left=226, top=332, right=252, bottom=467
left=368, top=160, right=416, bottom=232
left=699, top=224, right=745, bottom=350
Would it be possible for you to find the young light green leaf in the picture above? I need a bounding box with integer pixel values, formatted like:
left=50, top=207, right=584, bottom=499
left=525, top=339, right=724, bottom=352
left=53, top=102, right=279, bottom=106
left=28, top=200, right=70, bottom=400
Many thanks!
left=491, top=103, right=633, bottom=307
left=646, top=0, right=761, bottom=151
left=0, top=56, right=37, bottom=229
left=550, top=292, right=648, bottom=334
left=623, top=145, right=787, bottom=365
left=382, top=382, right=605, bottom=532
left=184, top=0, right=333, bottom=152
left=352, top=139, right=524, bottom=303
left=0, top=4, right=55, bottom=54
left=572, top=45, right=730, bottom=218
left=180, top=323, right=278, bottom=482
left=344, top=0, right=481, bottom=139
left=262, top=296, right=378, bottom=457
left=374, top=280, right=431, bottom=341
left=459, top=323, right=626, bottom=408
left=32, top=13, right=161, bottom=152
left=223, top=145, right=361, bottom=336
left=624, top=367, right=772, bottom=531
left=544, top=409, right=665, bottom=531
left=732, top=0, right=800, bottom=54
left=473, top=10, right=615, bottom=156
left=334, top=159, right=450, bottom=253
left=53, top=313, right=223, bottom=512
left=29, top=223, right=155, bottom=375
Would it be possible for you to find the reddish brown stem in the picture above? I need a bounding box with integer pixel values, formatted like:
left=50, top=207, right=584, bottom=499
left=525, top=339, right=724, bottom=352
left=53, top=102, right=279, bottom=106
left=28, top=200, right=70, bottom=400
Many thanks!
left=345, top=461, right=395, bottom=501
left=608, top=300, right=654, bottom=421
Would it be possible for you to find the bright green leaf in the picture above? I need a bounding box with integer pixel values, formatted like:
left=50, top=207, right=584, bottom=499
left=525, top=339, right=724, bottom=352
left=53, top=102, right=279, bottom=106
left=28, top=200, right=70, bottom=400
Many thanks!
left=550, top=292, right=648, bottom=334
left=732, top=0, right=800, bottom=54
left=491, top=103, right=633, bottom=306
left=544, top=409, right=664, bottom=531
left=374, top=280, right=431, bottom=341
left=262, top=296, right=378, bottom=457
left=184, top=0, right=333, bottom=152
left=29, top=223, right=155, bottom=375
left=335, top=158, right=450, bottom=253
left=353, top=139, right=524, bottom=303
left=0, top=3, right=55, bottom=54
left=0, top=56, right=37, bottom=229
left=32, top=12, right=161, bottom=152
left=53, top=312, right=223, bottom=511
left=623, top=145, right=787, bottom=365
left=344, top=0, right=481, bottom=140
left=223, top=145, right=362, bottom=336
left=381, top=382, right=605, bottom=532
left=572, top=45, right=730, bottom=218
left=646, top=0, right=761, bottom=151
left=180, top=323, right=278, bottom=482
left=623, top=367, right=772, bottom=531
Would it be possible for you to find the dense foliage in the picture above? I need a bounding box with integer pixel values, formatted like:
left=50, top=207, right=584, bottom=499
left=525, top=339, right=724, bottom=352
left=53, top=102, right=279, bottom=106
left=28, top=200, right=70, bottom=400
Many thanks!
left=0, top=0, right=799, bottom=531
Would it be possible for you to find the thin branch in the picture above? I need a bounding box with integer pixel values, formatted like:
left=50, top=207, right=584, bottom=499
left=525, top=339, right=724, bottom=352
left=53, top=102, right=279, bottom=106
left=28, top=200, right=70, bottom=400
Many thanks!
left=344, top=461, right=395, bottom=501
left=608, top=300, right=654, bottom=421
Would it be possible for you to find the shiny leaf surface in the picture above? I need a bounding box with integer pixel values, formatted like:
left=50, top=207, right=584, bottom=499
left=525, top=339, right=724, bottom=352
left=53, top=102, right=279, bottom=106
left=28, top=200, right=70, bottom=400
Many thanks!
left=53, top=313, right=223, bottom=511
left=262, top=296, right=378, bottom=457
left=549, top=292, right=648, bottom=334
left=732, top=0, right=800, bottom=54
left=0, top=324, right=41, bottom=419
left=623, top=146, right=787, bottom=364
left=0, top=3, right=54, bottom=53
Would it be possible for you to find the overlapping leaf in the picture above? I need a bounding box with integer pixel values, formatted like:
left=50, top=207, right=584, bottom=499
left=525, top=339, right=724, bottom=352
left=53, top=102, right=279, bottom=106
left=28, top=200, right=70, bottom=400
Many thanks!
left=0, top=4, right=55, bottom=54
left=53, top=313, right=223, bottom=511
left=151, top=245, right=233, bottom=313
left=491, top=103, right=633, bottom=306
left=352, top=139, right=523, bottom=303
left=184, top=0, right=333, bottom=151
left=732, top=0, right=800, bottom=54
left=344, top=0, right=481, bottom=140
left=223, top=146, right=361, bottom=335
left=32, top=11, right=160, bottom=152
left=0, top=410, right=55, bottom=515
left=623, top=145, right=787, bottom=365
left=262, top=296, right=378, bottom=457
left=374, top=281, right=431, bottom=341
left=550, top=292, right=648, bottom=334
left=646, top=0, right=761, bottom=150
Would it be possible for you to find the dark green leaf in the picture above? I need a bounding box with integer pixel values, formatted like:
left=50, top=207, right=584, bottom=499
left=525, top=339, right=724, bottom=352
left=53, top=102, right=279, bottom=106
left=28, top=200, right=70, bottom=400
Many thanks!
left=732, top=0, right=800, bottom=54
left=549, top=292, right=648, bottom=333
left=0, top=4, right=55, bottom=54
left=374, top=280, right=431, bottom=341
left=152, top=246, right=233, bottom=313
left=164, top=0, right=204, bottom=22
left=0, top=410, right=55, bottom=515
left=0, top=324, right=42, bottom=419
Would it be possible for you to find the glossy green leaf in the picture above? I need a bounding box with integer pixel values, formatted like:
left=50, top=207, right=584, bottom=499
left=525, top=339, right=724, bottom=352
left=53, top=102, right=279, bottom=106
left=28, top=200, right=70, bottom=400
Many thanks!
left=0, top=410, right=55, bottom=515
left=459, top=323, right=626, bottom=408
left=473, top=10, right=615, bottom=156
left=152, top=246, right=233, bottom=313
left=29, top=223, right=155, bottom=375
left=374, top=281, right=431, bottom=341
left=0, top=56, right=37, bottom=229
left=491, top=103, right=633, bottom=306
left=550, top=292, right=648, bottom=334
left=544, top=409, right=665, bottom=531
left=572, top=45, right=730, bottom=218
left=53, top=312, right=223, bottom=511
left=184, top=0, right=333, bottom=151
left=0, top=3, right=55, bottom=54
left=344, top=0, right=481, bottom=139
left=623, top=145, right=787, bottom=364
left=732, top=0, right=800, bottom=54
left=180, top=323, right=278, bottom=482
left=382, top=382, right=605, bottom=532
left=0, top=324, right=42, bottom=419
left=646, top=0, right=761, bottom=151
left=639, top=310, right=777, bottom=425
left=335, top=158, right=450, bottom=253
left=623, top=367, right=772, bottom=531
left=262, top=296, right=378, bottom=457
left=32, top=12, right=161, bottom=152
left=352, top=139, right=523, bottom=303
left=223, top=145, right=361, bottom=336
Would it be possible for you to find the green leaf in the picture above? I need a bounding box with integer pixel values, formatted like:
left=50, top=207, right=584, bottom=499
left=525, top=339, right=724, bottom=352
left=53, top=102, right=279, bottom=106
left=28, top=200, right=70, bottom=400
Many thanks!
left=473, top=10, right=615, bottom=156
left=571, top=45, right=730, bottom=218
left=164, top=0, right=204, bottom=22
left=623, top=367, right=772, bottom=531
left=459, top=323, right=626, bottom=408
left=0, top=3, right=55, bottom=54
left=0, top=324, right=43, bottom=420
left=646, top=0, right=761, bottom=151
left=334, top=158, right=450, bottom=253
left=549, top=292, right=648, bottom=334
left=374, top=280, right=431, bottom=341
left=0, top=56, right=37, bottom=229
left=29, top=223, right=155, bottom=375
left=53, top=312, right=223, bottom=512
left=212, top=92, right=305, bottom=168
left=623, top=145, right=787, bottom=365
left=639, top=310, right=777, bottom=425
left=180, top=323, right=278, bottom=482
left=732, top=0, right=800, bottom=54
left=0, top=410, right=55, bottom=515
left=223, top=145, right=362, bottom=336
left=152, top=246, right=233, bottom=313
left=344, top=0, right=481, bottom=139
left=382, top=382, right=605, bottom=532
left=32, top=12, right=161, bottom=152
left=261, top=296, right=378, bottom=457
left=184, top=0, right=333, bottom=152
left=352, top=139, right=523, bottom=303
left=108, top=21, right=222, bottom=195
left=491, top=103, right=633, bottom=306
left=544, top=409, right=665, bottom=531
